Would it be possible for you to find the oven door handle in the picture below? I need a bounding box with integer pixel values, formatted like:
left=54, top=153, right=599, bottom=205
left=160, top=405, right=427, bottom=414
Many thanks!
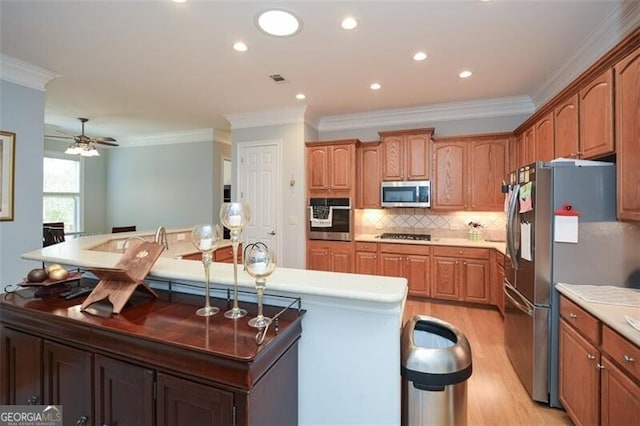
left=503, top=281, right=534, bottom=317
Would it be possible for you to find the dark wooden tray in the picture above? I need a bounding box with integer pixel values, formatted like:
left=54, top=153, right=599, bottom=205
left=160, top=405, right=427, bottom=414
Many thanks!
left=20, top=271, right=83, bottom=287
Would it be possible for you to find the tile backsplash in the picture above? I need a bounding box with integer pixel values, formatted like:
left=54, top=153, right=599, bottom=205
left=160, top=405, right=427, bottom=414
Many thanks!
left=355, top=208, right=507, bottom=241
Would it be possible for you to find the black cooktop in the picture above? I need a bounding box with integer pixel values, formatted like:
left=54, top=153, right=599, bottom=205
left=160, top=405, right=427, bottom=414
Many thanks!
left=378, top=233, right=431, bottom=241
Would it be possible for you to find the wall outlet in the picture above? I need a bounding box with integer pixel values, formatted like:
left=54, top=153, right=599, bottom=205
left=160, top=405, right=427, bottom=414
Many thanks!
left=176, top=233, right=185, bottom=241
left=289, top=215, right=297, bottom=225
left=374, top=223, right=383, bottom=230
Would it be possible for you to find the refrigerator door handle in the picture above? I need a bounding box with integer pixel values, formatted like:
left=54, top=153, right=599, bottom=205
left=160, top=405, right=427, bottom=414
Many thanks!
left=504, top=280, right=533, bottom=317
left=506, top=184, right=521, bottom=270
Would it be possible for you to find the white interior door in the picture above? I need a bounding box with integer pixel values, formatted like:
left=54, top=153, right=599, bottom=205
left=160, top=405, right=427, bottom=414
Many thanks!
left=238, top=141, right=280, bottom=260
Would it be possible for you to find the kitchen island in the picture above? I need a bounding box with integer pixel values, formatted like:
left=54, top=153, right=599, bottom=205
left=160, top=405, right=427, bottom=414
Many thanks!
left=20, top=229, right=408, bottom=425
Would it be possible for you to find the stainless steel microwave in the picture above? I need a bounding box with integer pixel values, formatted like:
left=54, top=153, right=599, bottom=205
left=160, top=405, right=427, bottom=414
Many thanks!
left=381, top=180, right=430, bottom=208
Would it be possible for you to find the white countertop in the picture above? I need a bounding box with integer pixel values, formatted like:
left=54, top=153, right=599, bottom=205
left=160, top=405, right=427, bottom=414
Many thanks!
left=356, top=233, right=507, bottom=254
left=556, top=283, right=640, bottom=347
left=21, top=230, right=407, bottom=305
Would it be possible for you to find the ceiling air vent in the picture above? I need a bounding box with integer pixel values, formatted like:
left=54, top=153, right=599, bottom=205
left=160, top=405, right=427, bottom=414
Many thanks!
left=269, top=74, right=287, bottom=83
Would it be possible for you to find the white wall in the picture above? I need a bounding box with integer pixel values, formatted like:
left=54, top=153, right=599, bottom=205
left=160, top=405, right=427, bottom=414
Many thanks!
left=106, top=140, right=226, bottom=232
left=0, top=80, right=46, bottom=285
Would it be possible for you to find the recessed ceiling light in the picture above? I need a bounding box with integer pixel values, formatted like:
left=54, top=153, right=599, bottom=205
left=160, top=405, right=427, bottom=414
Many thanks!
left=459, top=70, right=473, bottom=78
left=370, top=83, right=381, bottom=90
left=296, top=93, right=306, bottom=100
left=173, top=0, right=187, bottom=3
left=341, top=17, right=358, bottom=30
left=413, top=52, right=428, bottom=61
left=233, top=41, right=248, bottom=52
left=257, top=9, right=301, bottom=37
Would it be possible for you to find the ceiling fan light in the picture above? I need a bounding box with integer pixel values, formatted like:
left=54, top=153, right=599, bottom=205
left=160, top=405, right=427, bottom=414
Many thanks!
left=65, top=144, right=81, bottom=155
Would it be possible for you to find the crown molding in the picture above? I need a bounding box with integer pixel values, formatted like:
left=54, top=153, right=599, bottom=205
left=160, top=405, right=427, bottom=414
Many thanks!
left=118, top=128, right=215, bottom=147
left=0, top=54, right=59, bottom=91
left=531, top=1, right=640, bottom=108
left=225, top=105, right=307, bottom=129
left=317, top=96, right=534, bottom=133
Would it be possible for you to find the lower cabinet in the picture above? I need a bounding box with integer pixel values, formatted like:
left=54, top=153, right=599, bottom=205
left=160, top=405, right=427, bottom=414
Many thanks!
left=379, top=243, right=430, bottom=297
left=559, top=295, right=640, bottom=425
left=1, top=289, right=302, bottom=426
left=431, top=246, right=490, bottom=303
left=307, top=240, right=353, bottom=273
left=355, top=242, right=378, bottom=275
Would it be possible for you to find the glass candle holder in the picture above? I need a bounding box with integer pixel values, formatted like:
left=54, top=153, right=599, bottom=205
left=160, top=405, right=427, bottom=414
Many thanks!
left=191, top=224, right=220, bottom=317
left=220, top=202, right=251, bottom=319
left=243, top=243, right=276, bottom=328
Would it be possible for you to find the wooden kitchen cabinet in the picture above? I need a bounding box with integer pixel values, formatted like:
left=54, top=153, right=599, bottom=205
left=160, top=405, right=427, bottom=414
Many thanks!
left=307, top=240, right=353, bottom=273
left=579, top=68, right=614, bottom=159
left=356, top=142, right=382, bottom=208
left=559, top=295, right=640, bottom=425
left=379, top=243, right=430, bottom=297
left=433, top=134, right=509, bottom=211
left=355, top=242, right=378, bottom=275
left=535, top=112, right=555, bottom=162
left=615, top=45, right=640, bottom=222
left=379, top=128, right=433, bottom=181
left=431, top=246, right=490, bottom=303
left=0, top=287, right=303, bottom=426
left=306, top=139, right=358, bottom=197
left=554, top=94, right=580, bottom=159
left=523, top=126, right=536, bottom=166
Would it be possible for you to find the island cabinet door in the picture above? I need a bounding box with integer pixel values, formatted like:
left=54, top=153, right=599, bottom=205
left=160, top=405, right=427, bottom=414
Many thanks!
left=43, top=341, right=92, bottom=425
left=94, top=354, right=155, bottom=426
left=1, top=327, right=42, bottom=405
left=156, top=372, right=234, bottom=426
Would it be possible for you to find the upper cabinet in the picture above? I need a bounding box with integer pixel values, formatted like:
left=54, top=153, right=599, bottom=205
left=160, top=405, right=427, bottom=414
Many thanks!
left=535, top=112, right=555, bottom=162
left=356, top=142, right=382, bottom=209
left=579, top=68, right=614, bottom=159
left=379, top=128, right=433, bottom=181
left=306, top=139, right=358, bottom=198
left=433, top=133, right=509, bottom=211
left=554, top=94, right=580, bottom=159
left=616, top=45, right=640, bottom=222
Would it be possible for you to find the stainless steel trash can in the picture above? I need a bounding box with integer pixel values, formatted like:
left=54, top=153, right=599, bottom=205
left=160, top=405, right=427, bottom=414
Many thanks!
left=401, top=315, right=473, bottom=426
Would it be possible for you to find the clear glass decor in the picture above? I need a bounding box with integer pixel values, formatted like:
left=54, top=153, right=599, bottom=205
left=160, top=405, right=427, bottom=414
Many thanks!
left=220, top=202, right=251, bottom=319
left=243, top=243, right=276, bottom=328
left=191, top=224, right=220, bottom=317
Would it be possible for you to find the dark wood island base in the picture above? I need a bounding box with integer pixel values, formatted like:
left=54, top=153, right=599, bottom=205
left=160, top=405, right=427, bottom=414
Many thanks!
left=0, top=286, right=303, bottom=426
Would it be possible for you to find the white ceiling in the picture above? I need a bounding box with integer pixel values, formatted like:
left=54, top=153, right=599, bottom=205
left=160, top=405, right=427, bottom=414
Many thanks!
left=1, top=1, right=638, bottom=144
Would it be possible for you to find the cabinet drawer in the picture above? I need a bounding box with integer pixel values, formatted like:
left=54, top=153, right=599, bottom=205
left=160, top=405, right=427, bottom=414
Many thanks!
left=378, top=243, right=430, bottom=256
left=432, top=246, right=489, bottom=259
left=559, top=296, right=601, bottom=345
left=603, top=325, right=640, bottom=382
left=355, top=242, right=378, bottom=252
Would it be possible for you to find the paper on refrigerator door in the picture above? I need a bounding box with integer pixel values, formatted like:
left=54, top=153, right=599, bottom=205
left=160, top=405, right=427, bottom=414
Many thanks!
left=520, top=222, right=532, bottom=261
left=554, top=215, right=579, bottom=243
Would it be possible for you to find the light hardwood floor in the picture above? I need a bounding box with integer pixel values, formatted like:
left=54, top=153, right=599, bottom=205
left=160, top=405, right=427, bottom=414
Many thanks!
left=404, top=298, right=572, bottom=426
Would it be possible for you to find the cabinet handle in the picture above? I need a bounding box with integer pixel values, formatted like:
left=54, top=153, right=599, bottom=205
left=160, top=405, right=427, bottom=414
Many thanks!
left=76, top=416, right=88, bottom=426
left=623, top=355, right=635, bottom=363
left=569, top=313, right=577, bottom=319
left=26, top=395, right=38, bottom=405
left=596, top=363, right=605, bottom=370
left=587, top=354, right=596, bottom=360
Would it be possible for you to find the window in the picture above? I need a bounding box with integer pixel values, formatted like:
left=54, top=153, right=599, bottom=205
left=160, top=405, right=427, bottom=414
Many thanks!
left=43, top=155, right=82, bottom=232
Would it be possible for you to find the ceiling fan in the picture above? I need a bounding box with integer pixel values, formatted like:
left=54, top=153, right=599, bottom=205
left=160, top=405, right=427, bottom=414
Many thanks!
left=45, top=117, right=119, bottom=157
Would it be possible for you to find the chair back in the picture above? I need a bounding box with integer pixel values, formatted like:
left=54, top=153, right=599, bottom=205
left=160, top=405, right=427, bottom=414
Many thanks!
left=112, top=226, right=137, bottom=233
left=43, top=222, right=66, bottom=247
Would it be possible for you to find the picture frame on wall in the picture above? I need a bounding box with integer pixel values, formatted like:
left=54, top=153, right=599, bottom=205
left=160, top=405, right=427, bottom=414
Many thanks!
left=0, top=130, right=16, bottom=221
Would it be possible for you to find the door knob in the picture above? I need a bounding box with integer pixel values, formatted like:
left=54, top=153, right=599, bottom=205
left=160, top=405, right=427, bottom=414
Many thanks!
left=269, top=230, right=276, bottom=235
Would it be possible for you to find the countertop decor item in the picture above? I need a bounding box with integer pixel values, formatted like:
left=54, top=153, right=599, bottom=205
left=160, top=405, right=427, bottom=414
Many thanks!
left=243, top=242, right=276, bottom=328
left=220, top=201, right=251, bottom=319
left=191, top=224, right=220, bottom=316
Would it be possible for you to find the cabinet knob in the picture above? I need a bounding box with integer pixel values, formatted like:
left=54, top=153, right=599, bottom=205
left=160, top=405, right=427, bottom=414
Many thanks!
left=27, top=395, right=38, bottom=405
left=76, top=416, right=88, bottom=426
left=587, top=354, right=596, bottom=360
left=569, top=313, right=577, bottom=319
left=623, top=355, right=635, bottom=363
left=596, top=363, right=605, bottom=370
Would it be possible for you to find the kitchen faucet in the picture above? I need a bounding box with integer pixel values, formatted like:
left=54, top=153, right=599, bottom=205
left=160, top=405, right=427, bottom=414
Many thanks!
left=154, top=226, right=169, bottom=250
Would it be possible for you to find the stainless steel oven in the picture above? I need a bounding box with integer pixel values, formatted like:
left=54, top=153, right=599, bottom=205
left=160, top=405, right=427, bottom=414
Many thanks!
left=308, top=197, right=352, bottom=241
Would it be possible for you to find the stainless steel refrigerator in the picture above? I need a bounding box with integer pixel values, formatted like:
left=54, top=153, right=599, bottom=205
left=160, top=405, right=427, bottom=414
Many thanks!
left=504, top=160, right=616, bottom=407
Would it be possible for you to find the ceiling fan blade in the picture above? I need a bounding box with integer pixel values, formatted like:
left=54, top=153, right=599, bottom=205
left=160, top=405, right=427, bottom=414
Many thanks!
left=93, top=137, right=117, bottom=142
left=94, top=140, right=119, bottom=147
left=45, top=135, right=73, bottom=139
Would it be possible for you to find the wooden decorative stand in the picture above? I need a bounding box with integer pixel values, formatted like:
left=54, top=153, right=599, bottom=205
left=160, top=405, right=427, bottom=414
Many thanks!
left=81, top=241, right=165, bottom=314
